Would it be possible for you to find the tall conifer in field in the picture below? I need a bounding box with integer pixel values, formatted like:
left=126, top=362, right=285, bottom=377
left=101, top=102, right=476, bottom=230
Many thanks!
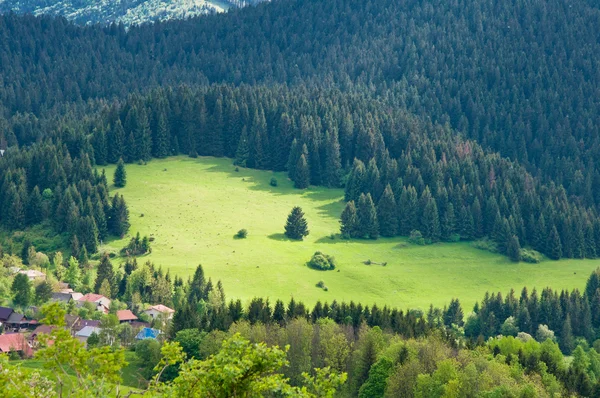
left=377, top=185, right=397, bottom=237
left=284, top=206, right=309, bottom=240
left=507, top=235, right=521, bottom=262
left=113, top=158, right=127, bottom=188
left=340, top=201, right=359, bottom=238
left=357, top=193, right=379, bottom=239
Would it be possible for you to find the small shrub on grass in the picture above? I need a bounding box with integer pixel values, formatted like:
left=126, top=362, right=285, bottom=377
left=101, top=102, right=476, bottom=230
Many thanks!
left=235, top=229, right=248, bottom=239
left=316, top=280, right=328, bottom=291
left=472, top=238, right=499, bottom=253
left=408, top=230, right=426, bottom=245
left=270, top=177, right=278, bottom=187
left=120, top=232, right=151, bottom=256
left=307, top=251, right=336, bottom=271
left=235, top=167, right=240, bottom=172
left=520, top=248, right=542, bottom=263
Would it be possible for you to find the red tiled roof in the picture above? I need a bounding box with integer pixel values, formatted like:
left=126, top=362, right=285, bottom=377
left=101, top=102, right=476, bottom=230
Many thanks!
left=78, top=293, right=108, bottom=303
left=116, top=310, right=138, bottom=322
left=147, top=304, right=175, bottom=314
left=0, top=333, right=33, bottom=357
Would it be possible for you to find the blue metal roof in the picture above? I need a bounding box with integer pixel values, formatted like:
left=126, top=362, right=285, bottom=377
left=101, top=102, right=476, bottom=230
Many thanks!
left=135, top=327, right=160, bottom=340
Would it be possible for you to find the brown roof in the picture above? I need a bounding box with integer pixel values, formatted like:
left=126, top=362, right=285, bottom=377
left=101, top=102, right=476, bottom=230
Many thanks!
left=78, top=293, right=109, bottom=303
left=146, top=304, right=175, bottom=314
left=116, top=310, right=138, bottom=322
left=0, top=334, right=33, bottom=357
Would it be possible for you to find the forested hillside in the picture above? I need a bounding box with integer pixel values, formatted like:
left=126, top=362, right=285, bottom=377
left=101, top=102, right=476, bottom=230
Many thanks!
left=1, top=0, right=600, bottom=261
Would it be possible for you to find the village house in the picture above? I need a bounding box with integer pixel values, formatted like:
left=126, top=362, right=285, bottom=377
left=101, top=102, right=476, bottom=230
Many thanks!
left=0, top=333, right=33, bottom=357
left=142, top=304, right=175, bottom=320
left=77, top=293, right=111, bottom=313
left=51, top=292, right=84, bottom=305
left=116, top=310, right=138, bottom=324
left=75, top=326, right=102, bottom=345
left=17, top=269, right=46, bottom=281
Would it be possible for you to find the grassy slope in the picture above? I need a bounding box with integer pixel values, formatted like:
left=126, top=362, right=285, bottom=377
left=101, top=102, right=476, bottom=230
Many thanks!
left=101, top=156, right=600, bottom=311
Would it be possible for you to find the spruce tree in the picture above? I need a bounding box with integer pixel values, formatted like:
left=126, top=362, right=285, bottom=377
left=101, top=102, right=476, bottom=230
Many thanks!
left=357, top=193, right=379, bottom=239
left=294, top=153, right=310, bottom=189
left=26, top=186, right=43, bottom=225
left=377, top=185, right=398, bottom=237
left=113, top=158, right=127, bottom=188
left=323, top=128, right=342, bottom=188
left=94, top=254, right=116, bottom=296
left=340, top=201, right=359, bottom=238
left=549, top=226, right=563, bottom=260
left=421, top=196, right=441, bottom=242
left=109, top=120, right=125, bottom=163
left=284, top=206, right=309, bottom=240
left=507, top=235, right=521, bottom=262
left=154, top=111, right=170, bottom=158
left=234, top=126, right=250, bottom=167
left=345, top=159, right=367, bottom=202
left=560, top=315, right=575, bottom=354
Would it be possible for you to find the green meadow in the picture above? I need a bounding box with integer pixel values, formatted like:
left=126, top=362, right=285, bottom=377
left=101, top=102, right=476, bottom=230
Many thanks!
left=101, top=156, right=600, bottom=312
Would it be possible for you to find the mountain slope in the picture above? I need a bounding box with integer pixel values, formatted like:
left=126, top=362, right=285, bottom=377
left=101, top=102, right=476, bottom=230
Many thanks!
left=0, top=0, right=264, bottom=25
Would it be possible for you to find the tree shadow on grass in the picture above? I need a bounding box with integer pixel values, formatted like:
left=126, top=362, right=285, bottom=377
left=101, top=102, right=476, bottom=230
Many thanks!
left=267, top=233, right=292, bottom=241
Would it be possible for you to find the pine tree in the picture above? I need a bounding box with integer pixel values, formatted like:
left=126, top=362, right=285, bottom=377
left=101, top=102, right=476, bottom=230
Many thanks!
left=234, top=126, right=250, bottom=167
left=26, top=185, right=43, bottom=225
left=284, top=206, right=309, bottom=240
left=11, top=273, right=32, bottom=307
left=154, top=111, right=170, bottom=158
left=340, top=201, right=359, bottom=238
left=323, top=128, right=342, bottom=188
left=294, top=153, right=310, bottom=189
left=549, top=226, right=563, bottom=260
left=507, top=235, right=521, bottom=262
left=398, top=185, right=418, bottom=235
left=560, top=315, right=575, bottom=354
left=345, top=159, right=367, bottom=202
left=94, top=254, right=115, bottom=296
left=108, top=194, right=130, bottom=237
left=441, top=203, right=456, bottom=241
left=286, top=138, right=302, bottom=180
left=377, top=185, right=398, bottom=237
left=113, top=158, right=127, bottom=188
left=70, top=235, right=81, bottom=260
left=108, top=120, right=125, bottom=164
left=357, top=193, right=379, bottom=239
left=421, top=195, right=441, bottom=242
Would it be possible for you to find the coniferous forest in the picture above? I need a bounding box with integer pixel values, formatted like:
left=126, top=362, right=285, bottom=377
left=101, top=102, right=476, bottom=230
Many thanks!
left=2, top=0, right=600, bottom=395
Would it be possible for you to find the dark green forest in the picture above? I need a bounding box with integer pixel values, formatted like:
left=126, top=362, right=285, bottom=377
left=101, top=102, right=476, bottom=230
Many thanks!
left=1, top=0, right=600, bottom=261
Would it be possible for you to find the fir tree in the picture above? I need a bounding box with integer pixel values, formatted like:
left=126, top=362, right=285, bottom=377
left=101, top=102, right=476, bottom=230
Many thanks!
left=421, top=195, right=441, bottom=242
left=549, top=226, right=563, bottom=260
left=109, top=120, right=125, bottom=164
left=560, top=315, right=575, bottom=354
left=114, top=159, right=127, bottom=189
left=507, top=235, right=521, bottom=262
left=340, top=201, right=359, bottom=238
left=94, top=254, right=115, bottom=296
left=345, top=159, right=367, bottom=202
left=154, top=111, right=170, bottom=158
left=26, top=186, right=43, bottom=225
left=323, top=128, right=342, bottom=188
left=294, top=153, right=310, bottom=189
left=284, top=206, right=309, bottom=240
left=234, top=126, right=250, bottom=167
left=377, top=185, right=398, bottom=237
left=357, top=193, right=379, bottom=239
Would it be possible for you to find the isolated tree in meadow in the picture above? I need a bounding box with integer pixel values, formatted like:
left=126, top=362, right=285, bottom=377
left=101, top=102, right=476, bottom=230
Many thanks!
left=113, top=158, right=127, bottom=187
left=11, top=273, right=32, bottom=307
left=357, top=193, right=379, bottom=239
left=377, top=185, right=397, bottom=237
left=294, top=154, right=310, bottom=189
left=340, top=201, right=359, bottom=238
left=285, top=206, right=309, bottom=240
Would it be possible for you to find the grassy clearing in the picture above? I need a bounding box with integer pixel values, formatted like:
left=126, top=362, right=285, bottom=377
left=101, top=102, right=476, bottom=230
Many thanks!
left=100, top=156, right=600, bottom=311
